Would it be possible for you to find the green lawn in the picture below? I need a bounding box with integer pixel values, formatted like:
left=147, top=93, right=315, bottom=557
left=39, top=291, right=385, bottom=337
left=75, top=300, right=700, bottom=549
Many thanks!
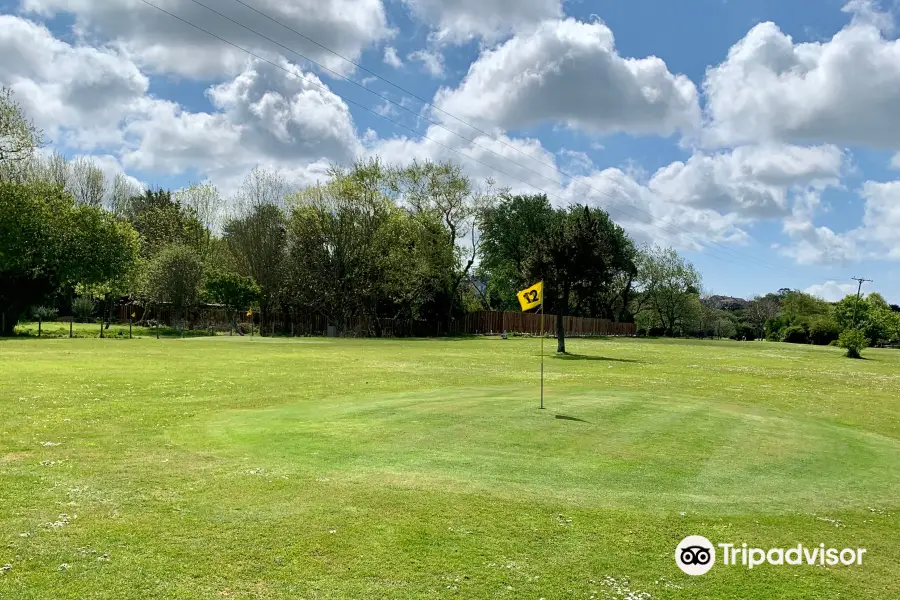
left=1, top=335, right=898, bottom=599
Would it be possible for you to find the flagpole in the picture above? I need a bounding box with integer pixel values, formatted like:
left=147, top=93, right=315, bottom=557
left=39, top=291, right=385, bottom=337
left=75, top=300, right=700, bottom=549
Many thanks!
left=540, top=295, right=544, bottom=410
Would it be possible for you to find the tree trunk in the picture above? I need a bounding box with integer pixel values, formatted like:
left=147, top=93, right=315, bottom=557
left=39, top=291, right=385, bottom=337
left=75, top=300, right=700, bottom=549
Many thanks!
left=556, top=281, right=570, bottom=353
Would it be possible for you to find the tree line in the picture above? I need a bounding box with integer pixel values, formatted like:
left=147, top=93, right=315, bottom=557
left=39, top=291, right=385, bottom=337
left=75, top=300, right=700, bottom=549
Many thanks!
left=2, top=86, right=895, bottom=356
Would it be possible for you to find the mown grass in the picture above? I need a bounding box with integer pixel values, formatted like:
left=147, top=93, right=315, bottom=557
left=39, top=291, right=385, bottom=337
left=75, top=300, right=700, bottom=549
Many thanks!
left=1, top=336, right=898, bottom=599
left=13, top=321, right=224, bottom=339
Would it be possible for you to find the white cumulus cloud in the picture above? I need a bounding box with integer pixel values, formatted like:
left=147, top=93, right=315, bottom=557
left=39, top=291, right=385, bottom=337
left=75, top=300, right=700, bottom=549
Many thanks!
left=401, top=0, right=562, bottom=43
left=805, top=281, right=861, bottom=302
left=703, top=3, right=900, bottom=148
left=20, top=0, right=392, bottom=79
left=434, top=19, right=700, bottom=137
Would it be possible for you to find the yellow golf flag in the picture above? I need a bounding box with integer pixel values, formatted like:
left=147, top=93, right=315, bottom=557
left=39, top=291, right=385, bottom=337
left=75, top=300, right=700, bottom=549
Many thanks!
left=247, top=309, right=254, bottom=317
left=517, top=281, right=544, bottom=311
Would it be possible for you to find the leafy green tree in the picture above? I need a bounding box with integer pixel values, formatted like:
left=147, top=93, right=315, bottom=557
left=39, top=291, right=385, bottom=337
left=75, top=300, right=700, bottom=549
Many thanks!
left=146, top=245, right=204, bottom=329
left=763, top=291, right=833, bottom=343
left=745, top=294, right=780, bottom=339
left=631, top=245, right=702, bottom=337
left=0, top=180, right=138, bottom=335
left=838, top=328, right=869, bottom=359
left=808, top=315, right=841, bottom=346
left=780, top=324, right=809, bottom=344
left=479, top=194, right=554, bottom=311
left=0, top=181, right=70, bottom=334
left=284, top=162, right=457, bottom=334
left=129, top=190, right=206, bottom=260
left=480, top=195, right=637, bottom=351
left=72, top=296, right=95, bottom=322
left=392, top=160, right=495, bottom=317
left=204, top=271, right=261, bottom=331
left=533, top=205, right=637, bottom=352
left=68, top=203, right=141, bottom=332
left=175, top=182, right=223, bottom=251
left=834, top=295, right=890, bottom=345
left=222, top=168, right=290, bottom=327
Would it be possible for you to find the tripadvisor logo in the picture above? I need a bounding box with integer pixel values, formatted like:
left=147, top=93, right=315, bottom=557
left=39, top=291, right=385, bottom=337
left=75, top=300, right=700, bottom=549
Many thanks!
left=675, top=536, right=716, bottom=575
left=675, top=536, right=866, bottom=576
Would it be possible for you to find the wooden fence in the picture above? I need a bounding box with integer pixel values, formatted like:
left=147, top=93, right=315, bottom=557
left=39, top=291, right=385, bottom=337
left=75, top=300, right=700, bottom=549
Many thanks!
left=116, top=304, right=635, bottom=338
left=463, top=311, right=636, bottom=337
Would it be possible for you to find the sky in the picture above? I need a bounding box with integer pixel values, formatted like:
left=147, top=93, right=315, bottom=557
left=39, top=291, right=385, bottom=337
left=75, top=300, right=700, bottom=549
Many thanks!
left=2, top=0, right=899, bottom=303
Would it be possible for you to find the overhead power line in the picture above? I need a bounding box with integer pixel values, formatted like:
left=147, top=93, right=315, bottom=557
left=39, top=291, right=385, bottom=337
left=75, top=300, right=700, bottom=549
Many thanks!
left=203, top=0, right=797, bottom=274
left=180, top=0, right=780, bottom=271
left=851, top=277, right=873, bottom=326
left=137, top=0, right=815, bottom=281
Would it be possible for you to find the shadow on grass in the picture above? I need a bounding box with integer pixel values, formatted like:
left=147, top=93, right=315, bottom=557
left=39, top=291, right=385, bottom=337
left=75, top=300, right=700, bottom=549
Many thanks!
left=551, top=352, right=642, bottom=364
left=555, top=414, right=589, bottom=423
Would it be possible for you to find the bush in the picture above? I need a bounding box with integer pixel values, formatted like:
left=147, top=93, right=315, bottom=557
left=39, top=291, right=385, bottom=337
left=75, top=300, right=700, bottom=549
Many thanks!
left=838, top=328, right=869, bottom=359
left=31, top=305, right=57, bottom=321
left=780, top=324, right=809, bottom=344
left=809, top=317, right=841, bottom=346
left=72, top=296, right=95, bottom=322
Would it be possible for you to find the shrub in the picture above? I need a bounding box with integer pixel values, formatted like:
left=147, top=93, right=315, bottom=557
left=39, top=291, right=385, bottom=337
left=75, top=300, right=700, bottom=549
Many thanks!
left=72, top=296, right=95, bottom=322
left=809, top=317, right=841, bottom=346
left=838, top=328, right=869, bottom=359
left=31, top=305, right=57, bottom=321
left=780, top=324, right=809, bottom=344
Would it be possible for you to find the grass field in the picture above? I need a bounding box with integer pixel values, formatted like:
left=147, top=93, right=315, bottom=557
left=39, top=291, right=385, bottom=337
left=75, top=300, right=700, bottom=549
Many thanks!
left=1, top=334, right=899, bottom=599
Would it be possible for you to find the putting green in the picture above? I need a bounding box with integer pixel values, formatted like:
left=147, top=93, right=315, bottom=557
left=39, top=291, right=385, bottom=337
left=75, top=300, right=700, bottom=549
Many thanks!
left=1, top=335, right=898, bottom=599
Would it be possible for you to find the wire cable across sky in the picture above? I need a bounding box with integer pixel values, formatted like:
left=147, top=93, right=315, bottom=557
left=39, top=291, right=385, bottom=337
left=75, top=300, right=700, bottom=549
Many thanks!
left=138, top=0, right=826, bottom=283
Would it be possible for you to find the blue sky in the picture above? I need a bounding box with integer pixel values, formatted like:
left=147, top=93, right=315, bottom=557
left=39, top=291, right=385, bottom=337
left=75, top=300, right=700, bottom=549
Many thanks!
left=2, top=0, right=898, bottom=302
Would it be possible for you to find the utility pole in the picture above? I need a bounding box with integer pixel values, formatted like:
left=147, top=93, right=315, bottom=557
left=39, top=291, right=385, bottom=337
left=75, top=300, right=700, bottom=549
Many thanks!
left=851, top=277, right=873, bottom=327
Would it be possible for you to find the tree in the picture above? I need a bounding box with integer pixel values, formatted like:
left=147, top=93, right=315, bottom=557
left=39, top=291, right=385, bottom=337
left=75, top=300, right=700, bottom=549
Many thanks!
left=698, top=295, right=738, bottom=339
left=0, top=87, right=44, bottom=180
left=534, top=205, right=636, bottom=352
left=146, top=245, right=204, bottom=329
left=108, top=173, right=142, bottom=217
left=393, top=160, right=495, bottom=316
left=127, top=189, right=206, bottom=260
left=224, top=205, right=285, bottom=325
left=0, top=180, right=139, bottom=335
left=745, top=294, right=780, bottom=339
left=224, top=169, right=289, bottom=325
left=833, top=294, right=894, bottom=345
left=68, top=157, right=106, bottom=207
left=838, top=328, right=869, bottom=359
left=68, top=203, right=141, bottom=333
left=204, top=271, right=260, bottom=332
left=175, top=182, right=223, bottom=249
left=284, top=161, right=456, bottom=334
left=632, top=245, right=702, bottom=337
left=808, top=315, right=842, bottom=345
left=479, top=194, right=554, bottom=311
left=480, top=195, right=636, bottom=351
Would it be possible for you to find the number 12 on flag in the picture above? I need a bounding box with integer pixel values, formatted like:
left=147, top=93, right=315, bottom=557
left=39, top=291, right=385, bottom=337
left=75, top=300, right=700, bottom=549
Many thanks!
left=517, top=281, right=544, bottom=311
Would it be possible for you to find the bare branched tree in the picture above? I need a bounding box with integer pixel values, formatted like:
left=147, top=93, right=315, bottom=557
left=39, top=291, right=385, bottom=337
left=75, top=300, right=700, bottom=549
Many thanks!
left=108, top=173, right=142, bottom=217
left=43, top=152, right=70, bottom=190
left=234, top=166, right=288, bottom=213
left=175, top=182, right=223, bottom=236
left=68, top=157, right=107, bottom=207
left=0, top=86, right=45, bottom=180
